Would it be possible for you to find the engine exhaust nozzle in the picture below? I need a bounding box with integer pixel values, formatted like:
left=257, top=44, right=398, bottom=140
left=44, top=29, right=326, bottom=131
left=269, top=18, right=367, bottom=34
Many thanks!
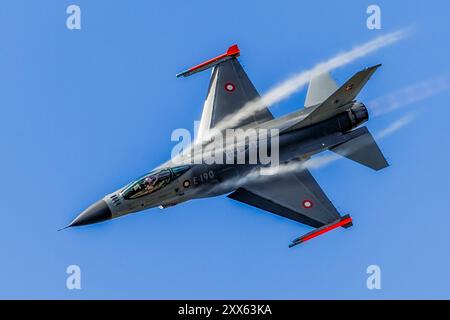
left=348, top=102, right=369, bottom=128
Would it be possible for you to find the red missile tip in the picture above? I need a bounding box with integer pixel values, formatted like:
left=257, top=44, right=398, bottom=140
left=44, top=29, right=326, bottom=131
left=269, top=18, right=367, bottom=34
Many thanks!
left=226, top=44, right=240, bottom=56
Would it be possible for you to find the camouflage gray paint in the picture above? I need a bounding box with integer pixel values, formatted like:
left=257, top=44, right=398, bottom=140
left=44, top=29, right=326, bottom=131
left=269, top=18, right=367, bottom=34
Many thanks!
left=66, top=45, right=388, bottom=247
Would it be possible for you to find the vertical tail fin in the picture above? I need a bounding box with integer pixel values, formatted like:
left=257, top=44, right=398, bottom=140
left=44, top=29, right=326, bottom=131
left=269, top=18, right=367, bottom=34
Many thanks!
left=304, top=72, right=339, bottom=108
left=285, top=65, right=382, bottom=132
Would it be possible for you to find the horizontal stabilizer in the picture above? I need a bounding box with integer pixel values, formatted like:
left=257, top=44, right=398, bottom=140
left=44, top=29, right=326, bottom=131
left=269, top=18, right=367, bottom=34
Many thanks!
left=330, top=127, right=389, bottom=171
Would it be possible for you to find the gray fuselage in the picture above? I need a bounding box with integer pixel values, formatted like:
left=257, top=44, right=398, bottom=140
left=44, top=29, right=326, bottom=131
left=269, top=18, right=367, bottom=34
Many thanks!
left=88, top=102, right=368, bottom=223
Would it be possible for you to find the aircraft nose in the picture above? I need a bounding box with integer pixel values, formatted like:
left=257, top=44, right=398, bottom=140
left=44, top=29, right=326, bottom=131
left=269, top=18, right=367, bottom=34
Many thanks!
left=68, top=200, right=112, bottom=227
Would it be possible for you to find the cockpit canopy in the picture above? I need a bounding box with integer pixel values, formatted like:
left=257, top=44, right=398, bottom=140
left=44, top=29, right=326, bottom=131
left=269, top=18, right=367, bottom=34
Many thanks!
left=122, top=165, right=191, bottom=200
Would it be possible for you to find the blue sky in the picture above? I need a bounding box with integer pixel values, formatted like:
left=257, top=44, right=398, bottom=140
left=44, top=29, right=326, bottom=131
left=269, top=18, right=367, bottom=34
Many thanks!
left=1, top=0, right=450, bottom=299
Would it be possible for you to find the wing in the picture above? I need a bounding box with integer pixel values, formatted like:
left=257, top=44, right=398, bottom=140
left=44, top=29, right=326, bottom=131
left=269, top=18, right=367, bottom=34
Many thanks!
left=177, top=45, right=274, bottom=142
left=228, top=168, right=352, bottom=247
left=228, top=168, right=342, bottom=228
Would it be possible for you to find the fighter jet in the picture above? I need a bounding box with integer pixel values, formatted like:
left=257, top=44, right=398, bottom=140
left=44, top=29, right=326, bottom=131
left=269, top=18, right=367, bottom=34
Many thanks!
left=66, top=45, right=388, bottom=247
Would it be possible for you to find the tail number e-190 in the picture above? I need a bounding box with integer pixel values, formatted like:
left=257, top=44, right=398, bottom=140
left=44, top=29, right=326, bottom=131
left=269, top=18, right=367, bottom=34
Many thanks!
left=193, top=170, right=215, bottom=185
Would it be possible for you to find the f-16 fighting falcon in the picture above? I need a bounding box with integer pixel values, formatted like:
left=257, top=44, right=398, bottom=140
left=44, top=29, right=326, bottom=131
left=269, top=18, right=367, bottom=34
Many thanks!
left=65, top=45, right=389, bottom=247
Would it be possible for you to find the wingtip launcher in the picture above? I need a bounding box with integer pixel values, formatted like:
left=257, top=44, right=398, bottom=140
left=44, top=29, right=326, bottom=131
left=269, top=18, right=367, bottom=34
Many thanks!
left=289, top=215, right=353, bottom=248
left=176, top=44, right=240, bottom=78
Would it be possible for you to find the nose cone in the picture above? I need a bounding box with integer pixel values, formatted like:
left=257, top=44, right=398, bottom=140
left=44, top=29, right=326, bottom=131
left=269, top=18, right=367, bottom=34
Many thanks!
left=68, top=200, right=112, bottom=227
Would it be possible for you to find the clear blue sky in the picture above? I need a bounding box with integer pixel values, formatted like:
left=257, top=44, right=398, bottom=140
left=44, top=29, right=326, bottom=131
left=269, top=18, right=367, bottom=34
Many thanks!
left=1, top=0, right=450, bottom=299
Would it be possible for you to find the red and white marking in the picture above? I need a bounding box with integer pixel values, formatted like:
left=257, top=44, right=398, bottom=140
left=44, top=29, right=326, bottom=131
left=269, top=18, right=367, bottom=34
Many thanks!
left=224, top=82, right=235, bottom=92
left=183, top=180, right=191, bottom=188
left=302, top=200, right=313, bottom=209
